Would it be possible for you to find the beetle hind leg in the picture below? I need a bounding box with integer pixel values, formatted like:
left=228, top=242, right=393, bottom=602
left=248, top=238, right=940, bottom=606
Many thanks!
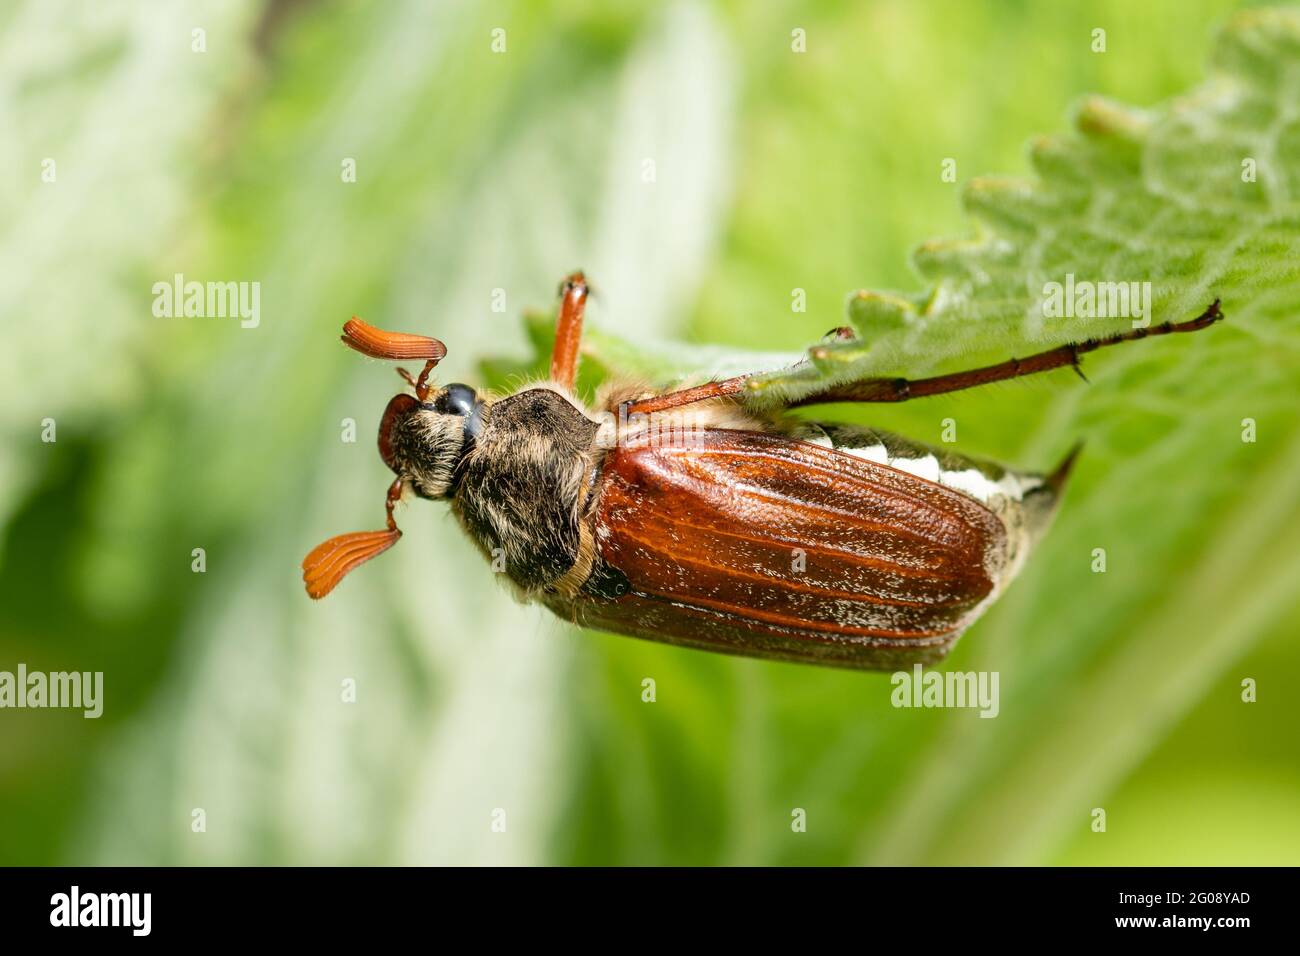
left=790, top=299, right=1224, bottom=406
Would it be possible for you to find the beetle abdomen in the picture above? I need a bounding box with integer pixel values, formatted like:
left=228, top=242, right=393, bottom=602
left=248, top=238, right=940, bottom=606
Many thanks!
left=548, top=427, right=1067, bottom=669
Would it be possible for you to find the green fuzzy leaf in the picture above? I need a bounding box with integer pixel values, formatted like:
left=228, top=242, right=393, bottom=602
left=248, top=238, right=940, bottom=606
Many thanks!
left=516, top=8, right=1300, bottom=409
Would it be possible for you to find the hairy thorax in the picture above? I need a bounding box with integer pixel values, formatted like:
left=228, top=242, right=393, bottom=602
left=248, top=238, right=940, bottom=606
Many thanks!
left=451, top=386, right=602, bottom=594
left=450, top=383, right=768, bottom=599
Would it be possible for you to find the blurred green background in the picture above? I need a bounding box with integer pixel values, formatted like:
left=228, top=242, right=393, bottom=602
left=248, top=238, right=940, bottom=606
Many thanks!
left=2, top=0, right=1297, bottom=865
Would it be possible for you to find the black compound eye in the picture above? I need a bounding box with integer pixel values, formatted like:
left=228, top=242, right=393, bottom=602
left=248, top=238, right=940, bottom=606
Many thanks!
left=435, top=383, right=477, bottom=417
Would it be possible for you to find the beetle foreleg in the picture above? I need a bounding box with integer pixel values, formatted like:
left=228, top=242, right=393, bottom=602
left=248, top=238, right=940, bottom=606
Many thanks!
left=549, top=271, right=590, bottom=390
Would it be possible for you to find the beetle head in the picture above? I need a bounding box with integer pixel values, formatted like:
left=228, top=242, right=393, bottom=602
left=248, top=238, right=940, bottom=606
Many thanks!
left=378, top=383, right=485, bottom=500
left=302, top=316, right=455, bottom=599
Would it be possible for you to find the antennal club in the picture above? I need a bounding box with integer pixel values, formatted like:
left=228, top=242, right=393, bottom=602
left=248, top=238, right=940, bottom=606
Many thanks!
left=341, top=317, right=447, bottom=401
left=302, top=478, right=405, bottom=599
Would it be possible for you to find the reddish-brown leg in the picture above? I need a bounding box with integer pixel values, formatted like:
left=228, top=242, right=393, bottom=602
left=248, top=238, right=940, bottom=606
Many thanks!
left=550, top=272, right=589, bottom=391
left=623, top=300, right=1223, bottom=415
left=623, top=376, right=750, bottom=415
left=792, top=299, right=1223, bottom=405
